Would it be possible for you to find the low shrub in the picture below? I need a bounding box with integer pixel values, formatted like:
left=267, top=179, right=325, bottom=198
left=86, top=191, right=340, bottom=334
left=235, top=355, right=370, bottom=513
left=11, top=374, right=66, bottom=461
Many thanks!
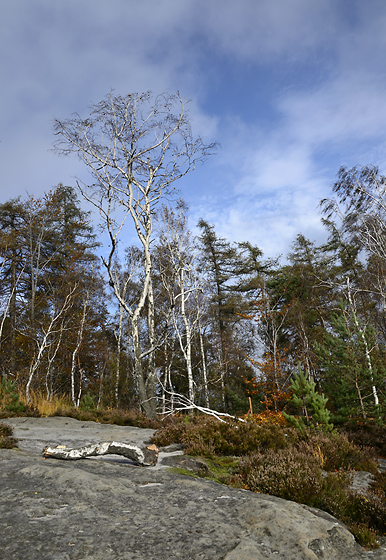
left=79, top=392, right=96, bottom=412
left=0, top=422, right=18, bottom=449
left=152, top=415, right=298, bottom=456
left=341, top=422, right=386, bottom=457
left=237, top=446, right=324, bottom=503
left=297, top=430, right=378, bottom=473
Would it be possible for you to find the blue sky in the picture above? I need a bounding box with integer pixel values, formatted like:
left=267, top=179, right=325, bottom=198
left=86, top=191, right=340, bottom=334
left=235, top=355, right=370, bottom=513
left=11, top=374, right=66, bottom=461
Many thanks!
left=2, top=0, right=386, bottom=259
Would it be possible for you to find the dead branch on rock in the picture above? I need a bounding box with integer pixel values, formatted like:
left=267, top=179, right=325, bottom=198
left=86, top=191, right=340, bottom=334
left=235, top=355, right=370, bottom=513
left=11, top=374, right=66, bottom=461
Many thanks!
left=42, top=442, right=158, bottom=466
left=160, top=387, right=246, bottom=423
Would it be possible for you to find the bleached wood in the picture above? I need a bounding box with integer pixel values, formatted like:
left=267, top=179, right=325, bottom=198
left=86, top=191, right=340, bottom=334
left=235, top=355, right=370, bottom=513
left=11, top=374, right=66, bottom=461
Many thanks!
left=43, top=441, right=158, bottom=466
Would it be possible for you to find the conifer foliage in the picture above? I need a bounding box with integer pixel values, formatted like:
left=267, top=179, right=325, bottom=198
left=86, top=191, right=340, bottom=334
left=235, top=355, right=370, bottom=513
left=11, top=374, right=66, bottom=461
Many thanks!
left=283, top=366, right=333, bottom=432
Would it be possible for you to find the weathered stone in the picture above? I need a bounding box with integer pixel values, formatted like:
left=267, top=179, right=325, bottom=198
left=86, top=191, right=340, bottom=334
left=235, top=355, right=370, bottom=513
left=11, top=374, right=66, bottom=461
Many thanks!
left=1, top=417, right=385, bottom=560
left=161, top=454, right=211, bottom=474
left=349, top=470, right=377, bottom=495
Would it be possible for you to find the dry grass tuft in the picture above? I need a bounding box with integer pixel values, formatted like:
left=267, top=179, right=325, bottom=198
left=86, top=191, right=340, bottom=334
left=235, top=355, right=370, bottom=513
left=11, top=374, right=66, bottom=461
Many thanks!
left=0, top=422, right=18, bottom=448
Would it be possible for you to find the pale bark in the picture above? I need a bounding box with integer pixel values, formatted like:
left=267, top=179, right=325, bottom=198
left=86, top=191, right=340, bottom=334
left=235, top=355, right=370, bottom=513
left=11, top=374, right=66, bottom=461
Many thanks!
left=71, top=288, right=89, bottom=406
left=154, top=205, right=208, bottom=409
left=54, top=92, right=214, bottom=418
left=198, top=322, right=210, bottom=409
left=43, top=441, right=159, bottom=466
left=160, top=386, right=246, bottom=423
left=26, top=285, right=77, bottom=403
left=345, top=278, right=380, bottom=410
left=45, top=327, right=64, bottom=400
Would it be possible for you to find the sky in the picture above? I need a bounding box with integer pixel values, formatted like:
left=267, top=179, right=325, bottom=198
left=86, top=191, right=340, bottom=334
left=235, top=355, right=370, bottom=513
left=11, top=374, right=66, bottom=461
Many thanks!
left=2, top=0, right=386, bottom=260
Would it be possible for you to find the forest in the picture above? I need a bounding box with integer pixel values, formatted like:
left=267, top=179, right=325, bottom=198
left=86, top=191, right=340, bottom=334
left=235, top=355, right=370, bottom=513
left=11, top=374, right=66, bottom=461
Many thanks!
left=1, top=91, right=386, bottom=426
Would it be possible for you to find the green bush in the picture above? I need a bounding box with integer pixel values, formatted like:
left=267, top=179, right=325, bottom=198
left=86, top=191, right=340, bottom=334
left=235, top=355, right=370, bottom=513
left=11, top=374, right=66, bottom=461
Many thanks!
left=79, top=392, right=96, bottom=412
left=0, top=378, right=25, bottom=414
left=283, top=366, right=333, bottom=432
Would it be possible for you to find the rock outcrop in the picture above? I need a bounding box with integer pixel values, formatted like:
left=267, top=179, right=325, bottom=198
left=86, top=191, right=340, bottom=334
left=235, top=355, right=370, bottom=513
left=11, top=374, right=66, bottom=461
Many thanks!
left=1, top=417, right=385, bottom=560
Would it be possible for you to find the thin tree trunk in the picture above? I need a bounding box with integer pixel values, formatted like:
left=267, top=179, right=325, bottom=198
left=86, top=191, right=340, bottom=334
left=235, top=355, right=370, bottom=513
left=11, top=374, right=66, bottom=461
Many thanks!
left=26, top=286, right=76, bottom=403
left=355, top=378, right=367, bottom=421
left=114, top=301, right=125, bottom=408
left=199, top=324, right=210, bottom=409
left=346, top=278, right=380, bottom=411
left=71, top=289, right=89, bottom=406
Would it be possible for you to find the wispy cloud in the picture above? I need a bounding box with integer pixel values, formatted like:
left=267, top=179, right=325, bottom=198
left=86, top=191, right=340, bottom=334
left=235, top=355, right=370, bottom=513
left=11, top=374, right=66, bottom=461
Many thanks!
left=2, top=0, right=386, bottom=259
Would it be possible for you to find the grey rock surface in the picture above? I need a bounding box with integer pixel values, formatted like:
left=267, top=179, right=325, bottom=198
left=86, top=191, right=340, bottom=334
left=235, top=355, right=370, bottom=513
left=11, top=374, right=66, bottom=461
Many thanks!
left=1, top=417, right=385, bottom=560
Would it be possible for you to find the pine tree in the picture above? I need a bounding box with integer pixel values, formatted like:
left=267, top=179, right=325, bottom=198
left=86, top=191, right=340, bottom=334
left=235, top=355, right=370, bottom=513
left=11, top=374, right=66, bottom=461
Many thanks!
left=283, top=365, right=333, bottom=432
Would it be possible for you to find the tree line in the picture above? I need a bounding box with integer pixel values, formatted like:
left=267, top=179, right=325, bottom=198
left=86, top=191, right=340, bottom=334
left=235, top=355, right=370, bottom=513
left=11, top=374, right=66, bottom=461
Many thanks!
left=1, top=91, right=385, bottom=423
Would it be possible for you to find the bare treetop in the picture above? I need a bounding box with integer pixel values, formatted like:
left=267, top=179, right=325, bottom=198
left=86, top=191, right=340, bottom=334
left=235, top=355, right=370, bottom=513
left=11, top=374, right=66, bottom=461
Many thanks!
left=53, top=91, right=217, bottom=418
left=53, top=91, right=216, bottom=209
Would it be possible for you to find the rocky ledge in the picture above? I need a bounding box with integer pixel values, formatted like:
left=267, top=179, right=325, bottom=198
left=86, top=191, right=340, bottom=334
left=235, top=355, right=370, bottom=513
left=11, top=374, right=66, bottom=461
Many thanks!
left=1, top=417, right=385, bottom=560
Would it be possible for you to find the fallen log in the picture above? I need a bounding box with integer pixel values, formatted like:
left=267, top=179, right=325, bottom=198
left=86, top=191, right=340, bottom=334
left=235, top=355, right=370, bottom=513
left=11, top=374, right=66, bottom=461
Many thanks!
left=42, top=441, right=158, bottom=466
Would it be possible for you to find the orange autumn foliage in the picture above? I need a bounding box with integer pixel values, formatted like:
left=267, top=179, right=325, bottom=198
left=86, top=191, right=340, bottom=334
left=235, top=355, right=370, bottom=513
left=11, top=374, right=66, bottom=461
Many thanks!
left=244, top=350, right=292, bottom=412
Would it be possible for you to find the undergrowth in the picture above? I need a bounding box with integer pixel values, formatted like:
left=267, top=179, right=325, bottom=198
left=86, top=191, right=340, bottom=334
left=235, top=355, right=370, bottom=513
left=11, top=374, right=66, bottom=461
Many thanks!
left=0, top=389, right=161, bottom=429
left=0, top=422, right=18, bottom=449
left=2, top=385, right=386, bottom=548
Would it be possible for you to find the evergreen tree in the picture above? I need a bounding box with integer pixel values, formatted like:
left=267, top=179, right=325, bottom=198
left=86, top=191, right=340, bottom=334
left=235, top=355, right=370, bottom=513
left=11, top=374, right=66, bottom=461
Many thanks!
left=197, top=219, right=265, bottom=411
left=283, top=365, right=333, bottom=432
left=315, top=302, right=384, bottom=422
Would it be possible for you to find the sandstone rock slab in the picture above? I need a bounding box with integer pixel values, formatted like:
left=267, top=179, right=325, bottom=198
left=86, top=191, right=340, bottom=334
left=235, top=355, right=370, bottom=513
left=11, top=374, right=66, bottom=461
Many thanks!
left=1, top=417, right=385, bottom=560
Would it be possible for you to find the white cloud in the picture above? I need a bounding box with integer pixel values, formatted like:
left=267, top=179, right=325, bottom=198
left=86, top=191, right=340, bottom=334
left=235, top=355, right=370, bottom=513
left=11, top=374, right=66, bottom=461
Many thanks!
left=2, top=0, right=386, bottom=261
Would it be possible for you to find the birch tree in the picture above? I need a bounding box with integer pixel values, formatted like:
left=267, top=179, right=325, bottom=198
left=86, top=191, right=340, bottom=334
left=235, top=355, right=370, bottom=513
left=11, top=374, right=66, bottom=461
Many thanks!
left=26, top=284, right=78, bottom=403
left=154, top=203, right=207, bottom=406
left=54, top=91, right=215, bottom=418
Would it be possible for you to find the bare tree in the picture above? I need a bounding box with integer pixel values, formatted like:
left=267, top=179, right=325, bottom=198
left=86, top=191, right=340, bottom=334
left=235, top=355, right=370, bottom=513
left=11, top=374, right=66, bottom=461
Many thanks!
left=71, top=284, right=90, bottom=407
left=54, top=91, right=215, bottom=418
left=26, top=284, right=78, bottom=403
left=154, top=203, right=207, bottom=405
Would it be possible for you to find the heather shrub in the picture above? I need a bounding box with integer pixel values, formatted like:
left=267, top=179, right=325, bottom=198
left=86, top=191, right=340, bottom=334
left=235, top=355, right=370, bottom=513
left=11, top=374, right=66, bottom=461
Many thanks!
left=0, top=422, right=18, bottom=448
left=344, top=492, right=386, bottom=534
left=297, top=430, right=378, bottom=473
left=237, top=446, right=324, bottom=503
left=342, top=423, right=386, bottom=457
left=152, top=415, right=298, bottom=456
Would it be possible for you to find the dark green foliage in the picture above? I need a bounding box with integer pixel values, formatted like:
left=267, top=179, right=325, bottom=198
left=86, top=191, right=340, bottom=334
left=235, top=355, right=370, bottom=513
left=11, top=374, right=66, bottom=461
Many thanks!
left=79, top=392, right=96, bottom=412
left=283, top=366, right=333, bottom=432
left=0, top=378, right=26, bottom=414
left=315, top=303, right=384, bottom=421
